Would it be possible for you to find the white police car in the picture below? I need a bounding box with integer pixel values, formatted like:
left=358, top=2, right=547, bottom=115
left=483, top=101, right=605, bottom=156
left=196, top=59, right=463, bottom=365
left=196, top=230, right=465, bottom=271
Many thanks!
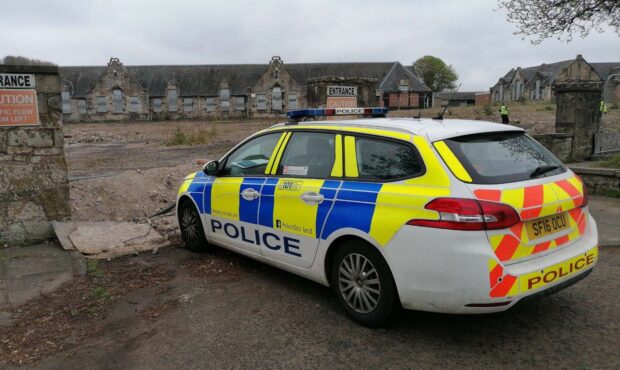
left=176, top=107, right=598, bottom=326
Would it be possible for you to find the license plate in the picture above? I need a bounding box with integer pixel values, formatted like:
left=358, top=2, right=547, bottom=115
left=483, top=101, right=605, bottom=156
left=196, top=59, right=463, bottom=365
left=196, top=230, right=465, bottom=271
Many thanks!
left=525, top=212, right=570, bottom=240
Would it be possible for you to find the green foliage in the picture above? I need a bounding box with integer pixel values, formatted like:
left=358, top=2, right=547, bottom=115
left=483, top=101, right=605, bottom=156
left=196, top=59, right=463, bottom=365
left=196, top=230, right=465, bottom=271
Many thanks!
left=413, top=56, right=458, bottom=92
left=91, top=287, right=109, bottom=300
left=168, top=129, right=188, bottom=146
left=602, top=188, right=620, bottom=198
left=483, top=105, right=494, bottom=116
left=597, top=155, right=620, bottom=169
left=166, top=127, right=218, bottom=146
left=86, top=260, right=103, bottom=276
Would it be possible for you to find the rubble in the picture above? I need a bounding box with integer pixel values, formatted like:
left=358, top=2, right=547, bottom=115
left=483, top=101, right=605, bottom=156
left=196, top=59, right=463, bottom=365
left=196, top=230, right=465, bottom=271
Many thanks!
left=52, top=221, right=169, bottom=259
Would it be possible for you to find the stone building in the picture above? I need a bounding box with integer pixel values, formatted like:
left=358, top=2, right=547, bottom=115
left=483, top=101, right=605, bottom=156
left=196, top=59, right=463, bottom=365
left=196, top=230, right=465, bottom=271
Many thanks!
left=59, top=57, right=432, bottom=122
left=490, top=55, right=620, bottom=104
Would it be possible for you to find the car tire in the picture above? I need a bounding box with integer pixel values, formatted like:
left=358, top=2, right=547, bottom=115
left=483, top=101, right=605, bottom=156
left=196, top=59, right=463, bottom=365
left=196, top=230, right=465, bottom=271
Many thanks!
left=178, top=200, right=212, bottom=252
left=330, top=239, right=398, bottom=327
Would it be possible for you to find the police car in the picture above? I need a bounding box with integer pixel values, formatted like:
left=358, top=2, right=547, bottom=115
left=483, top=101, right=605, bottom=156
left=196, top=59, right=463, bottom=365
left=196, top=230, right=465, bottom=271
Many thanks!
left=176, top=107, right=598, bottom=326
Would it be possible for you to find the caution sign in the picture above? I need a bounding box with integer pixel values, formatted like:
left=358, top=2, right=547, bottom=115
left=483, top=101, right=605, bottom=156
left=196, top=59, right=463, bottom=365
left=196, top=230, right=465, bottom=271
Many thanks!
left=326, top=96, right=357, bottom=121
left=0, top=89, right=40, bottom=126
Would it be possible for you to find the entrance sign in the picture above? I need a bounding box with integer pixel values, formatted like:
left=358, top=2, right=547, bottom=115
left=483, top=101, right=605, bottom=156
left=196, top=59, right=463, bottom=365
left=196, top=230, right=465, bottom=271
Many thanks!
left=0, top=89, right=40, bottom=126
left=0, top=73, right=36, bottom=89
left=327, top=86, right=357, bottom=97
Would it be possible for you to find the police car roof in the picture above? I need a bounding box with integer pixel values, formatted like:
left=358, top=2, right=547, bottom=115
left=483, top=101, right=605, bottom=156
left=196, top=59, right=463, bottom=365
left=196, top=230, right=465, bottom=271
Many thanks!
left=270, top=118, right=524, bottom=142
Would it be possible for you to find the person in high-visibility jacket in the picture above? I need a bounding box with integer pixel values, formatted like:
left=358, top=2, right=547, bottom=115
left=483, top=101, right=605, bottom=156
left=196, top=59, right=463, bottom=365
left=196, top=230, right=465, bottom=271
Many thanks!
left=499, top=103, right=509, bottom=124
left=600, top=100, right=607, bottom=114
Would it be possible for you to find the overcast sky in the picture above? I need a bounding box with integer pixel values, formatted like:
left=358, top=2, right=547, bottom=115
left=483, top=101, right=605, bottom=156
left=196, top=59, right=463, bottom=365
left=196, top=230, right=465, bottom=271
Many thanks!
left=2, top=0, right=619, bottom=90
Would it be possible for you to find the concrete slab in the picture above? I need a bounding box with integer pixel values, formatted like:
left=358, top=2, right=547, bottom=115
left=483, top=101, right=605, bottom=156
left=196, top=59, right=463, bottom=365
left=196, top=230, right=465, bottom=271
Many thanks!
left=589, top=195, right=620, bottom=247
left=52, top=221, right=118, bottom=251
left=0, top=243, right=85, bottom=309
left=68, top=222, right=168, bottom=259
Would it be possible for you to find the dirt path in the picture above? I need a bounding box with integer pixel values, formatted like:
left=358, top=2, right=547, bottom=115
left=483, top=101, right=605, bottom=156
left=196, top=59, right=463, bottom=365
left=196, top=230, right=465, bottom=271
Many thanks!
left=4, top=246, right=618, bottom=369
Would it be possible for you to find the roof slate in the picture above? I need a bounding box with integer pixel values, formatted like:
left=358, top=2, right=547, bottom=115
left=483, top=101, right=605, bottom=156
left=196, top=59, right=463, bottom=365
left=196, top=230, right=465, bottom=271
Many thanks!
left=378, top=62, right=432, bottom=93
left=60, top=61, right=432, bottom=98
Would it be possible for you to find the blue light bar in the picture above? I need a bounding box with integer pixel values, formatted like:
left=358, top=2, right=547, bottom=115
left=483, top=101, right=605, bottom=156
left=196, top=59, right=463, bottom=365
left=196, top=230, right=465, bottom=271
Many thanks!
left=287, top=107, right=388, bottom=120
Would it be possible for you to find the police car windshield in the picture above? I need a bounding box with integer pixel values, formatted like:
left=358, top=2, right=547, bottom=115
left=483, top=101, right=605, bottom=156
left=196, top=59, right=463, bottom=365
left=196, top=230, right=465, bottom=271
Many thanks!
left=444, top=131, right=566, bottom=184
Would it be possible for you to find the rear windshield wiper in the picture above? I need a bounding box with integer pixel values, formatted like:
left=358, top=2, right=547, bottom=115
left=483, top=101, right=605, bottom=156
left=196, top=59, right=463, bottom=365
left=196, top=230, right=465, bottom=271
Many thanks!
left=529, top=164, right=559, bottom=178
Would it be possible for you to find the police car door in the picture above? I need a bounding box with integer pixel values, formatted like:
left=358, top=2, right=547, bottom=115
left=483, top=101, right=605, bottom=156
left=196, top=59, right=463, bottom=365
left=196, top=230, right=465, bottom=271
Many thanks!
left=207, top=132, right=284, bottom=255
left=258, top=131, right=339, bottom=268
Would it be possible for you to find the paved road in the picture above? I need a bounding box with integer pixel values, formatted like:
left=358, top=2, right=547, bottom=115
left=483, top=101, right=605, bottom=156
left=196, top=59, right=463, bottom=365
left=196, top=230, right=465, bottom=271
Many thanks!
left=29, top=244, right=620, bottom=370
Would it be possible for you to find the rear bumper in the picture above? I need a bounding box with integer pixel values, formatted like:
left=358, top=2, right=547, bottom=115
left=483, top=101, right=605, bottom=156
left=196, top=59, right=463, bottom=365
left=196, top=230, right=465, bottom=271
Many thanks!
left=382, top=213, right=598, bottom=314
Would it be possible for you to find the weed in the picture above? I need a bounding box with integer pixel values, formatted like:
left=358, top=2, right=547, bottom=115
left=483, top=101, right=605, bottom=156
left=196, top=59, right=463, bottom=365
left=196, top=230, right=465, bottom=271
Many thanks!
left=483, top=105, right=493, bottom=116
left=91, top=286, right=109, bottom=300
left=166, top=127, right=218, bottom=146
left=86, top=260, right=103, bottom=276
left=602, top=188, right=620, bottom=198
left=596, top=155, right=620, bottom=169
left=167, top=128, right=187, bottom=146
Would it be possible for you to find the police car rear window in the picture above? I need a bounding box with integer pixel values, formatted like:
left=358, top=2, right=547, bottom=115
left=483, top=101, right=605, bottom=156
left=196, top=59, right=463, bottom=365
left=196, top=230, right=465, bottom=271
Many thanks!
left=444, top=131, right=566, bottom=184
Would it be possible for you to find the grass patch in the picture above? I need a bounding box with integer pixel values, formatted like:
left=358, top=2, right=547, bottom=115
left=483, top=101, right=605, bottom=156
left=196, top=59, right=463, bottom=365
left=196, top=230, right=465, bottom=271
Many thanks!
left=91, top=286, right=110, bottom=300
left=595, top=155, right=620, bottom=169
left=86, top=259, right=103, bottom=276
left=536, top=103, right=556, bottom=111
left=166, top=127, right=217, bottom=146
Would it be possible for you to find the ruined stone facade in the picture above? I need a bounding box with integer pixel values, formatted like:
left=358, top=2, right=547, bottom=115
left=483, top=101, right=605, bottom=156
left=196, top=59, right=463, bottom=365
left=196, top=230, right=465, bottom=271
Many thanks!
left=0, top=65, right=71, bottom=245
left=554, top=81, right=604, bottom=160
left=59, top=57, right=433, bottom=122
left=490, top=55, right=619, bottom=104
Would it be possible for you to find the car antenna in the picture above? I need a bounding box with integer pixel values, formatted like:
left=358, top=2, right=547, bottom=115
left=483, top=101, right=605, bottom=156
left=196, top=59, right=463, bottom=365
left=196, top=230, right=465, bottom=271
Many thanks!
left=433, top=83, right=461, bottom=120
left=413, top=102, right=422, bottom=119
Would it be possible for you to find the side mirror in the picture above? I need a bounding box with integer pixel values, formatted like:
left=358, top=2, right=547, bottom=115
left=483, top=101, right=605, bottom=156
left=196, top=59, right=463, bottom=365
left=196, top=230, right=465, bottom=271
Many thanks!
left=203, top=160, right=220, bottom=176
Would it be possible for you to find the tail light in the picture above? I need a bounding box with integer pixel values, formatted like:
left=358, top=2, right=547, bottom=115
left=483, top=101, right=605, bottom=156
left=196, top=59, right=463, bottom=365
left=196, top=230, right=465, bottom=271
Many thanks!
left=407, top=198, right=520, bottom=231
left=581, top=182, right=589, bottom=207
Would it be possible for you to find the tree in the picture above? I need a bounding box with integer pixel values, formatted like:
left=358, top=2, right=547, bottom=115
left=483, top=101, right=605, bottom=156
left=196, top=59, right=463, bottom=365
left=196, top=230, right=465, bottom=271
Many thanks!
left=413, top=56, right=458, bottom=92
left=498, top=0, right=620, bottom=44
left=1, top=55, right=56, bottom=66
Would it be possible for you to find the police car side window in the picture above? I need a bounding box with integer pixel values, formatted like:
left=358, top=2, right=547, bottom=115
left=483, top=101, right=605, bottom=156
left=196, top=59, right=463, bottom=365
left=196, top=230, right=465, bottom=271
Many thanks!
left=355, top=137, right=423, bottom=181
left=220, top=133, right=281, bottom=176
left=277, top=132, right=335, bottom=178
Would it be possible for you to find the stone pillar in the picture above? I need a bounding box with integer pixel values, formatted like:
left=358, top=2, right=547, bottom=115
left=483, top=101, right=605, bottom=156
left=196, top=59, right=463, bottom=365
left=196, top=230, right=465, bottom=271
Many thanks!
left=0, top=65, right=71, bottom=245
left=553, top=81, right=603, bottom=161
left=306, top=77, right=379, bottom=108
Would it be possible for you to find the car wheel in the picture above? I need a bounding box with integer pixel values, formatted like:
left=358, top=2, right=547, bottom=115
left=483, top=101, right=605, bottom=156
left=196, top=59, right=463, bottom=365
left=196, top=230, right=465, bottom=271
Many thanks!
left=178, top=200, right=212, bottom=252
left=330, top=239, right=398, bottom=327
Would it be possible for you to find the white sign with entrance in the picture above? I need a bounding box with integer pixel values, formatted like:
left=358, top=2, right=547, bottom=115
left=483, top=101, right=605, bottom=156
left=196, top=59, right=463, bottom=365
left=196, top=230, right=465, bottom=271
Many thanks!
left=0, top=73, right=36, bottom=89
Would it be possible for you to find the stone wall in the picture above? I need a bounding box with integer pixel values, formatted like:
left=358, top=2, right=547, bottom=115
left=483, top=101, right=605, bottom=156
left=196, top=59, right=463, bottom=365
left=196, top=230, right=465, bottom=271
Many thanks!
left=569, top=165, right=620, bottom=197
left=0, top=65, right=71, bottom=245
left=554, top=81, right=603, bottom=161
left=532, top=133, right=573, bottom=162
left=306, top=77, right=378, bottom=108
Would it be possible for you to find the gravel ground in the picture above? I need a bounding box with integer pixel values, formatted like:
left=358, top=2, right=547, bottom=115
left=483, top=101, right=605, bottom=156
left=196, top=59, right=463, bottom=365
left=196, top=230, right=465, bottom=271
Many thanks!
left=10, top=245, right=619, bottom=369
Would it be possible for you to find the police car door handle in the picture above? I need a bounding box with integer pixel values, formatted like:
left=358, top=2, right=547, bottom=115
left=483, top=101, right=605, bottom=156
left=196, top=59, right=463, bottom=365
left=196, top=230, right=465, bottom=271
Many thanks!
left=241, top=188, right=260, bottom=201
left=301, top=192, right=324, bottom=205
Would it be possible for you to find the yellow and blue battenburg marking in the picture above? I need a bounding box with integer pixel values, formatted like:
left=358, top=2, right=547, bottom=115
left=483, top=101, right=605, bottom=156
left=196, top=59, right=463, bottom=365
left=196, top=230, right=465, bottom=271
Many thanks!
left=178, top=132, right=452, bottom=249
left=180, top=171, right=448, bottom=248
left=178, top=171, right=214, bottom=214
left=320, top=181, right=382, bottom=239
